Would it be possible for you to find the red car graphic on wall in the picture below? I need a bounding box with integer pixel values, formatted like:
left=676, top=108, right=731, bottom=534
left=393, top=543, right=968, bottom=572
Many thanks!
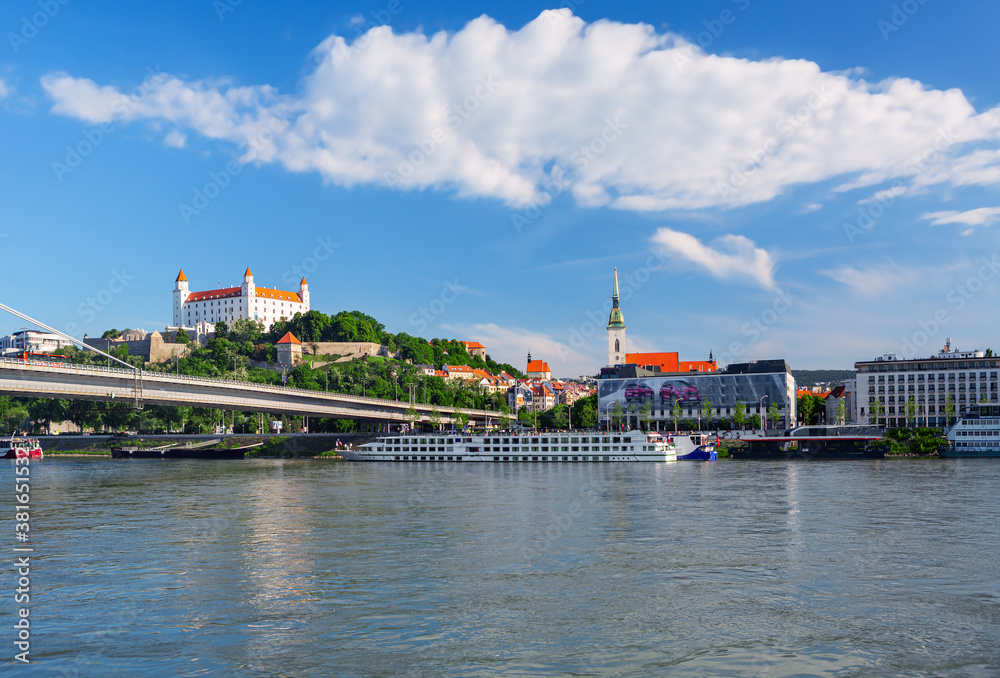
left=660, top=381, right=700, bottom=403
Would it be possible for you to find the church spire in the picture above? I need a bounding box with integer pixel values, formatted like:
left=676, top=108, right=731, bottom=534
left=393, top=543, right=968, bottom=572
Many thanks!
left=607, top=267, right=625, bottom=329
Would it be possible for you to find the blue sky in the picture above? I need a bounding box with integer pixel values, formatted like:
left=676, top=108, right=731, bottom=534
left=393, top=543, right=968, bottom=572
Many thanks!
left=3, top=0, right=1000, bottom=377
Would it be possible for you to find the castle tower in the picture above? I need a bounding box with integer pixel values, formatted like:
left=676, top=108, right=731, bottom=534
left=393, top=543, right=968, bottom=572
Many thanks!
left=173, top=269, right=189, bottom=326
left=299, top=277, right=310, bottom=309
left=241, top=267, right=255, bottom=321
left=607, top=267, right=626, bottom=366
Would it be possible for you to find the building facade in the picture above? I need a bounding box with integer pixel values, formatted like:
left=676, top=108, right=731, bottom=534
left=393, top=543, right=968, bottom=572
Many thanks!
left=854, top=340, right=999, bottom=427
left=173, top=268, right=309, bottom=332
left=598, top=360, right=796, bottom=430
left=0, top=330, right=74, bottom=357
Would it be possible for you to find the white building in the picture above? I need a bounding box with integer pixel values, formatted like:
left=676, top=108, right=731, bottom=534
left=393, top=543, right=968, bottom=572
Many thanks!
left=0, top=329, right=74, bottom=357
left=854, top=339, right=999, bottom=428
left=173, top=268, right=309, bottom=332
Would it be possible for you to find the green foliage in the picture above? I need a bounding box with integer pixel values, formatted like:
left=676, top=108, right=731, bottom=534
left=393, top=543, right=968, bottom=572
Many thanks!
left=732, top=401, right=746, bottom=429
left=768, top=401, right=781, bottom=429
left=101, top=329, right=123, bottom=339
left=885, top=427, right=944, bottom=456
left=175, top=328, right=191, bottom=344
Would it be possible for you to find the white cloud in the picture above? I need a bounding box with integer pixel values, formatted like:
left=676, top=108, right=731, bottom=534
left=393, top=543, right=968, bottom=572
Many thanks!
left=923, top=207, right=1000, bottom=228
left=651, top=227, right=777, bottom=290
left=163, top=130, right=187, bottom=148
left=0, top=78, right=11, bottom=98
left=40, top=11, right=1000, bottom=211
left=819, top=260, right=920, bottom=297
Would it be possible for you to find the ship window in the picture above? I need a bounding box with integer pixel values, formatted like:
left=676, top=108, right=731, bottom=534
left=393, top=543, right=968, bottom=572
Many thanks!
left=532, top=456, right=538, bottom=461
left=541, top=446, right=549, bottom=452
left=572, top=456, right=578, bottom=461
left=623, top=437, right=631, bottom=442
left=503, top=456, right=509, bottom=461
left=571, top=446, right=579, bottom=452
left=613, top=437, right=621, bottom=443
left=494, top=456, right=500, bottom=461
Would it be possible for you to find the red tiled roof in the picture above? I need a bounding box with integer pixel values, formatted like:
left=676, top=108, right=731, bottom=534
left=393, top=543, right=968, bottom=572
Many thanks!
left=526, top=359, right=550, bottom=373
left=244, top=267, right=253, bottom=277
left=300, top=277, right=307, bottom=286
left=463, top=341, right=485, bottom=350
left=255, top=287, right=302, bottom=302
left=277, top=332, right=301, bottom=345
left=176, top=269, right=187, bottom=282
left=187, top=286, right=241, bottom=302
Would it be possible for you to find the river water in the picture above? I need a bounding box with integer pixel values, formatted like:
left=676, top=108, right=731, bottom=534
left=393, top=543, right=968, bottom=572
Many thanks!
left=3, top=458, right=999, bottom=677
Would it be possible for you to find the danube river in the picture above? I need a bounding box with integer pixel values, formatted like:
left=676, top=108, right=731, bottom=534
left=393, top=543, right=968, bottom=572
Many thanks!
left=5, top=458, right=999, bottom=677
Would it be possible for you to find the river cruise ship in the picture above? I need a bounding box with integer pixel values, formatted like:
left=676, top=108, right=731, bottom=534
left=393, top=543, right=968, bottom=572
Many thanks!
left=943, top=405, right=1000, bottom=457
left=342, top=429, right=677, bottom=462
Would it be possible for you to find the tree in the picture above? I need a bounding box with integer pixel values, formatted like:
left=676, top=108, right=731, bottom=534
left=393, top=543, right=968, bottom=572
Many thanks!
left=429, top=407, right=441, bottom=430
left=175, top=328, right=191, bottom=344
left=944, top=394, right=956, bottom=425
left=405, top=405, right=420, bottom=430
left=214, top=321, right=229, bottom=338
left=732, top=401, right=746, bottom=430
left=836, top=397, right=847, bottom=425
left=639, top=400, right=653, bottom=431
left=768, top=401, right=781, bottom=430
left=905, top=396, right=917, bottom=427
left=798, top=394, right=817, bottom=425
left=671, top=399, right=682, bottom=433
left=699, top=399, right=712, bottom=430
left=870, top=397, right=885, bottom=425
left=571, top=395, right=597, bottom=429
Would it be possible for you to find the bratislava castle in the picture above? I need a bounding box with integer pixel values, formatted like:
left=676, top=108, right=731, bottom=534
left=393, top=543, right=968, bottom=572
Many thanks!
left=173, top=268, right=309, bottom=332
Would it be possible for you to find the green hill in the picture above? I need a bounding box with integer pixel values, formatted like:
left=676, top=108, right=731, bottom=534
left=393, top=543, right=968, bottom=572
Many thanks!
left=791, top=369, right=855, bottom=387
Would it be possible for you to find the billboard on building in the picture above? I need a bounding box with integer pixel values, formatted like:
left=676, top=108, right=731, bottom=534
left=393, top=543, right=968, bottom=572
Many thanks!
left=598, top=372, right=791, bottom=413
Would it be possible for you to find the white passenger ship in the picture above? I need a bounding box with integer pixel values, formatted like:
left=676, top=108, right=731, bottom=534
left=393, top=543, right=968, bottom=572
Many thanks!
left=943, top=404, right=1000, bottom=457
left=342, top=429, right=677, bottom=462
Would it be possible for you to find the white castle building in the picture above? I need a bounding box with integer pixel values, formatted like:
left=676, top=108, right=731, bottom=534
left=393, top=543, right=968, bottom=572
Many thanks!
left=172, top=268, right=310, bottom=332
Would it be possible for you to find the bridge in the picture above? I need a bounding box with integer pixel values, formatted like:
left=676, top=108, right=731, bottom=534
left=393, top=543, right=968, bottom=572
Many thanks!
left=0, top=357, right=510, bottom=430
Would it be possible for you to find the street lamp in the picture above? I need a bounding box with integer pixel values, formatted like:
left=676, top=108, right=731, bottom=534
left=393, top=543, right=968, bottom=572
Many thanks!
left=760, top=395, right=769, bottom=434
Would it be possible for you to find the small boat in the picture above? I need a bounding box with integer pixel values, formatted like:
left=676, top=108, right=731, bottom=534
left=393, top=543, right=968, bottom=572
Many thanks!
left=2, top=435, right=43, bottom=459
left=672, top=433, right=718, bottom=460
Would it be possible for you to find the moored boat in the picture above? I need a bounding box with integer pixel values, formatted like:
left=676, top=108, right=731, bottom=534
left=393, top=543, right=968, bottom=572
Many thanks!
left=2, top=436, right=43, bottom=459
left=942, top=405, right=1000, bottom=458
left=672, top=433, right=718, bottom=460
left=343, top=429, right=676, bottom=462
left=729, top=425, right=887, bottom=460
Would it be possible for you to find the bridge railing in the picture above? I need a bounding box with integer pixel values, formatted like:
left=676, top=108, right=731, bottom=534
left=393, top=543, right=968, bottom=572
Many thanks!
left=0, top=357, right=509, bottom=419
